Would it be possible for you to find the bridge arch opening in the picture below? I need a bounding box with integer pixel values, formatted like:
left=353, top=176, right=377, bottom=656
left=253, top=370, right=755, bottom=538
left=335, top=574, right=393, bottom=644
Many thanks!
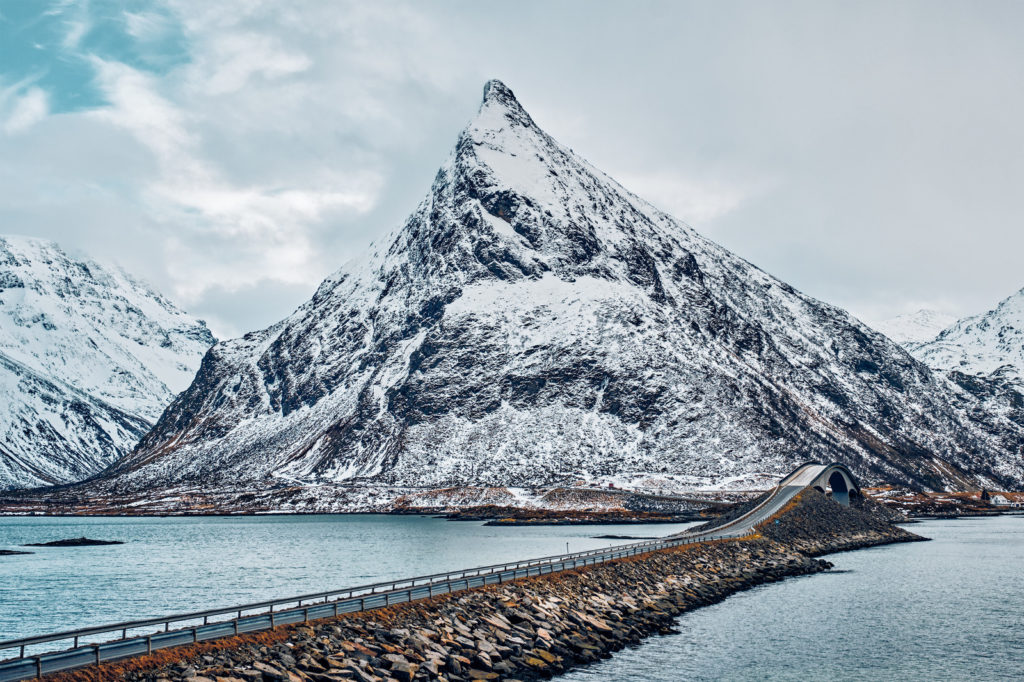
left=827, top=471, right=850, bottom=506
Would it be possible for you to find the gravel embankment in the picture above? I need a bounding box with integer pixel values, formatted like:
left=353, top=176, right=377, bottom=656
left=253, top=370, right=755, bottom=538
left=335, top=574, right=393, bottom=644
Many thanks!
left=52, top=490, right=920, bottom=682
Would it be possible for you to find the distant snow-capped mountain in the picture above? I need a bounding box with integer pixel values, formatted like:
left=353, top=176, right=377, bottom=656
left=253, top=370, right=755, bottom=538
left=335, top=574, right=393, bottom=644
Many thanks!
left=875, top=310, right=957, bottom=346
left=91, top=81, right=1024, bottom=497
left=910, top=288, right=1024, bottom=387
left=0, top=236, right=214, bottom=489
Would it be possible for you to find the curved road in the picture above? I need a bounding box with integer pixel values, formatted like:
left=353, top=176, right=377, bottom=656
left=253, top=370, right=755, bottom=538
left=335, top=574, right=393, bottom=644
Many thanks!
left=0, top=461, right=854, bottom=681
left=676, top=462, right=846, bottom=539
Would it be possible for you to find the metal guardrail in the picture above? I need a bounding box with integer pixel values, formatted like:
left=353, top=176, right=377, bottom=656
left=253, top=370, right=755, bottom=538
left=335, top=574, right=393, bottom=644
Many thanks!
left=0, top=468, right=812, bottom=682
left=0, top=530, right=741, bottom=681
left=685, top=462, right=821, bottom=535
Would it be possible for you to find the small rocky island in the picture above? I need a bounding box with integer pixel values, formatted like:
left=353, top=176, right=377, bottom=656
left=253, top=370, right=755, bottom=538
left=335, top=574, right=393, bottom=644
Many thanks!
left=24, top=537, right=123, bottom=547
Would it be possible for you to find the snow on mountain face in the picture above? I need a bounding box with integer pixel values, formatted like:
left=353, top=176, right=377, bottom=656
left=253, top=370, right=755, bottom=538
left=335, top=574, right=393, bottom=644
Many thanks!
left=102, top=81, right=1024, bottom=496
left=0, top=236, right=215, bottom=489
left=874, top=310, right=957, bottom=346
left=910, top=289, right=1024, bottom=386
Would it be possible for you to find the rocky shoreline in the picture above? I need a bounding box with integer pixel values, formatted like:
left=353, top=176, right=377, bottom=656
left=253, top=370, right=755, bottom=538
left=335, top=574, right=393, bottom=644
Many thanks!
left=50, top=490, right=921, bottom=682
left=443, top=506, right=708, bottom=525
left=864, top=487, right=1024, bottom=518
left=0, top=483, right=737, bottom=518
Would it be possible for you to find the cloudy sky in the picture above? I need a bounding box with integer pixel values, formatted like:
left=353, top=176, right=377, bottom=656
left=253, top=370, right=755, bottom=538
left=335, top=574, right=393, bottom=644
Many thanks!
left=1, top=1, right=1022, bottom=338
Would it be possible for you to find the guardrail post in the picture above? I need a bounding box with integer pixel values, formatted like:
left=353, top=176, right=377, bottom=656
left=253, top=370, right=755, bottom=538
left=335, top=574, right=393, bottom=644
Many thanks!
left=147, top=635, right=152, bottom=654
left=233, top=620, right=238, bottom=635
left=93, top=645, right=100, bottom=665
left=121, top=628, right=127, bottom=640
left=35, top=656, right=42, bottom=678
left=20, top=644, right=25, bottom=658
left=303, top=608, right=308, bottom=623
left=384, top=593, right=390, bottom=606
left=270, top=612, right=275, bottom=630
left=360, top=598, right=365, bottom=611
left=73, top=636, right=78, bottom=648
left=333, top=603, right=339, bottom=617
left=192, top=629, right=197, bottom=643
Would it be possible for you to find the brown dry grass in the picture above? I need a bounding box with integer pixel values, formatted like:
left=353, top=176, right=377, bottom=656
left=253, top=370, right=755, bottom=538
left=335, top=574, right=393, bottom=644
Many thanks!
left=44, top=536, right=744, bottom=681
left=45, top=630, right=293, bottom=682
left=39, top=544, right=684, bottom=675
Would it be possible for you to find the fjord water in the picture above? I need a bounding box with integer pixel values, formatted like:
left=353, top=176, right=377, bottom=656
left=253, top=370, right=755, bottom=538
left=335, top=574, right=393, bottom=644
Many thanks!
left=563, top=515, right=1024, bottom=681
left=3, top=516, right=1022, bottom=679
left=0, top=514, right=698, bottom=644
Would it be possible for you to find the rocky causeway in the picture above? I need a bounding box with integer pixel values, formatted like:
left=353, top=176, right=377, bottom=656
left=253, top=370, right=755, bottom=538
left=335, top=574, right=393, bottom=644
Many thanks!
left=48, top=490, right=921, bottom=682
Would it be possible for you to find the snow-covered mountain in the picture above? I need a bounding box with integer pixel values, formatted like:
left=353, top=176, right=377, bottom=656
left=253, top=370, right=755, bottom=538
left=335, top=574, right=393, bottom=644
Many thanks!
left=96, top=81, right=1024, bottom=497
left=874, top=310, right=956, bottom=346
left=910, top=288, right=1024, bottom=387
left=0, top=236, right=215, bottom=489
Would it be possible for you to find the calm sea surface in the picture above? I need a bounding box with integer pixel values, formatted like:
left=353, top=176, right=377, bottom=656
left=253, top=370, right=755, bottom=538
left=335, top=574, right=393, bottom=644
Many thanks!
left=562, top=514, right=1024, bottom=681
left=0, top=514, right=697, bottom=644
left=2, top=515, right=1022, bottom=680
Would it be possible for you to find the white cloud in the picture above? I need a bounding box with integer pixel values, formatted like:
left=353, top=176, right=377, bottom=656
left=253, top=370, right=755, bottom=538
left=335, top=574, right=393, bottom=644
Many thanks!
left=52, top=0, right=93, bottom=50
left=1, top=1, right=467, bottom=335
left=84, top=56, right=383, bottom=303
left=4, top=0, right=1023, bottom=341
left=123, top=10, right=173, bottom=42
left=62, top=18, right=88, bottom=49
left=616, top=170, right=769, bottom=226
left=88, top=59, right=198, bottom=169
left=198, top=32, right=312, bottom=96
left=1, top=85, right=49, bottom=134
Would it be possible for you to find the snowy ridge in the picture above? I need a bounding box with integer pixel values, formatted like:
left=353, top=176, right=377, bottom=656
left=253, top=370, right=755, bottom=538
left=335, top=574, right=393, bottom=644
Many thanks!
left=874, top=310, right=957, bottom=346
left=0, top=236, right=214, bottom=489
left=97, top=80, right=1024, bottom=497
left=910, top=288, right=1024, bottom=386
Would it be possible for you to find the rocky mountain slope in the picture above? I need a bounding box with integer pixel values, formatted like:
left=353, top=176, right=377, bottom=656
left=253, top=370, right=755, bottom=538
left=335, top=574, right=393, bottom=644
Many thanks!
left=0, top=236, right=214, bottom=489
left=98, top=81, right=1024, bottom=496
left=909, top=288, right=1024, bottom=386
left=874, top=309, right=956, bottom=345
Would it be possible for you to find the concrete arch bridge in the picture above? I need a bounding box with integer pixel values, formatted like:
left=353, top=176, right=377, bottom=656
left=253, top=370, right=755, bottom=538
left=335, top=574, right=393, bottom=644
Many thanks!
left=787, top=462, right=861, bottom=506
left=677, top=462, right=863, bottom=539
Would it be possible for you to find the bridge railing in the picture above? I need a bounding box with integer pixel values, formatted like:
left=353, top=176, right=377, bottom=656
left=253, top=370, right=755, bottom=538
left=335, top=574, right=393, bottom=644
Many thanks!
left=0, top=528, right=741, bottom=681
left=0, top=466, right=819, bottom=682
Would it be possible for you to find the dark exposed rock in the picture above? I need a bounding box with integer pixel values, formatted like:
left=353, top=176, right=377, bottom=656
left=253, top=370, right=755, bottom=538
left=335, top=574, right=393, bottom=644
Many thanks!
left=56, top=80, right=1024, bottom=508
left=24, top=536, right=123, bottom=547
left=0, top=235, right=214, bottom=491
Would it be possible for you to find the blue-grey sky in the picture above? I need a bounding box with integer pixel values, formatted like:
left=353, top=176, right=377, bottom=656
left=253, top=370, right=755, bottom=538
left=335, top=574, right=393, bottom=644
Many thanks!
left=1, top=1, right=1022, bottom=338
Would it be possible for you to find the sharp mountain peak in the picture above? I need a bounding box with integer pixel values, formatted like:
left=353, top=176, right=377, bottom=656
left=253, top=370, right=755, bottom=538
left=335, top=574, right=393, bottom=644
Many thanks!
left=85, top=81, right=1024, bottom=503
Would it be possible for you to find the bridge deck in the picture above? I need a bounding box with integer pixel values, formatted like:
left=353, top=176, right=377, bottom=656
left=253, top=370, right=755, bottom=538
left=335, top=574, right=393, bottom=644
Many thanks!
left=0, top=461, right=851, bottom=682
